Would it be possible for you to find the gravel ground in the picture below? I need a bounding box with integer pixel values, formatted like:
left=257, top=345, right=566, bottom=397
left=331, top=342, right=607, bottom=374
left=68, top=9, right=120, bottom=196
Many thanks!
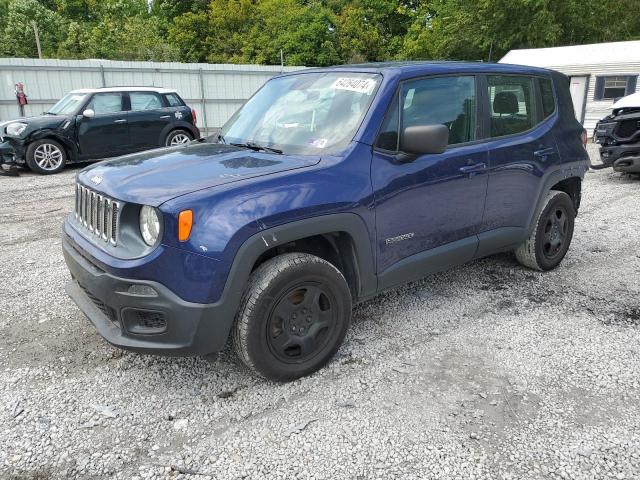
left=1, top=146, right=639, bottom=480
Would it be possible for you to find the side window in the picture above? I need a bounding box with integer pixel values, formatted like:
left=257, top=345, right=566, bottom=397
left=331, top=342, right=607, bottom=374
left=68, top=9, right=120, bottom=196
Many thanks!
left=401, top=76, right=476, bottom=145
left=539, top=77, right=556, bottom=119
left=130, top=92, right=163, bottom=111
left=487, top=75, right=535, bottom=137
left=86, top=93, right=123, bottom=115
left=164, top=93, right=183, bottom=107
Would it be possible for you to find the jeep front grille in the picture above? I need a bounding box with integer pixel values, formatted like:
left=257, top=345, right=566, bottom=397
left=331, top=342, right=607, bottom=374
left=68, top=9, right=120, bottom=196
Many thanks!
left=615, top=119, right=639, bottom=139
left=75, top=183, right=121, bottom=245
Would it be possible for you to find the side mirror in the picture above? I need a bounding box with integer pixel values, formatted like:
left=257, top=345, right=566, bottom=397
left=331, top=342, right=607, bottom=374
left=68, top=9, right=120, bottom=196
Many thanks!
left=400, top=124, right=449, bottom=156
left=82, top=109, right=95, bottom=119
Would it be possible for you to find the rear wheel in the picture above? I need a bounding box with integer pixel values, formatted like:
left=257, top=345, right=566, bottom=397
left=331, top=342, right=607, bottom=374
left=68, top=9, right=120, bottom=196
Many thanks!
left=515, top=190, right=575, bottom=271
left=232, top=253, right=352, bottom=381
left=165, top=129, right=192, bottom=146
left=25, top=139, right=67, bottom=174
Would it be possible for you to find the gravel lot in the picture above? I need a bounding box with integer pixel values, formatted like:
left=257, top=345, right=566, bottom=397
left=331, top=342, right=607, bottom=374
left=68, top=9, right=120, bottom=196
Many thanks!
left=1, top=146, right=639, bottom=480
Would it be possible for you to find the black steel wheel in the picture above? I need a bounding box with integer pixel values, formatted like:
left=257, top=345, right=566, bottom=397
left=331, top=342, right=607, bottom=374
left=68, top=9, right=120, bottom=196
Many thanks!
left=541, top=204, right=570, bottom=261
left=233, top=253, right=351, bottom=381
left=267, top=283, right=337, bottom=364
left=515, top=190, right=575, bottom=271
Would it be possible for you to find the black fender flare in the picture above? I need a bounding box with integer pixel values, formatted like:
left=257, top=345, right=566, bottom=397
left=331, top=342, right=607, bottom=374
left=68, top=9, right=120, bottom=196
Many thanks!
left=525, top=161, right=588, bottom=236
left=221, top=213, right=377, bottom=302
left=195, top=213, right=377, bottom=348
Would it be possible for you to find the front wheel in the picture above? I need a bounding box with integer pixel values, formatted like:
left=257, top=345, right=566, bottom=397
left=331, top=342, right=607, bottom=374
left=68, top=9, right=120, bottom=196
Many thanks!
left=25, top=139, right=67, bottom=174
left=232, top=253, right=352, bottom=381
left=165, top=129, right=193, bottom=146
left=515, top=190, right=575, bottom=271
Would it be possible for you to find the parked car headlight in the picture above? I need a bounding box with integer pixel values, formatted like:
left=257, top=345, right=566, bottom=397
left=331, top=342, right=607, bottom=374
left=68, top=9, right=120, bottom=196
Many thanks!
left=5, top=122, right=28, bottom=136
left=139, top=205, right=161, bottom=246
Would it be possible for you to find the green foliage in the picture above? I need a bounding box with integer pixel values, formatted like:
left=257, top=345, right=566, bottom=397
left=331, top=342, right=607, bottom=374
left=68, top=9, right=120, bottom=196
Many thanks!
left=0, top=0, right=638, bottom=65
left=1, top=0, right=68, bottom=58
left=399, top=0, right=640, bottom=62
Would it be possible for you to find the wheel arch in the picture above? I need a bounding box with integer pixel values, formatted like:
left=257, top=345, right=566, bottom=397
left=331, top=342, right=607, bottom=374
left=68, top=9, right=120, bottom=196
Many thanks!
left=550, top=176, right=581, bottom=213
left=526, top=162, right=587, bottom=236
left=219, top=214, right=377, bottom=308
left=27, top=131, right=78, bottom=162
left=160, top=123, right=197, bottom=145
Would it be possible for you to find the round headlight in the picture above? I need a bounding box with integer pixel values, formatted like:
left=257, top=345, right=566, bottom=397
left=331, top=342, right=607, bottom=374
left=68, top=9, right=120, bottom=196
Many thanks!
left=6, top=122, right=28, bottom=136
left=139, top=205, right=160, bottom=246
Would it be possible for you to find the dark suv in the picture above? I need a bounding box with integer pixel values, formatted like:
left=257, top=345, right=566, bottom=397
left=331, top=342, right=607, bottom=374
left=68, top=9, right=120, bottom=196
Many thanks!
left=62, top=62, right=589, bottom=381
left=594, top=98, right=640, bottom=173
left=0, top=87, right=199, bottom=174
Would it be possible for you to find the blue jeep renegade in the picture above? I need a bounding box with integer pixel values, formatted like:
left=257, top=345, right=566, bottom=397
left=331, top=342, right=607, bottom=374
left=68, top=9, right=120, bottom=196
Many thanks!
left=63, top=62, right=589, bottom=381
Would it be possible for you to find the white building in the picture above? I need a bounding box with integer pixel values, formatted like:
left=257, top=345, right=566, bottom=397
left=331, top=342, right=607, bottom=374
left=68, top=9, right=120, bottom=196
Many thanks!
left=500, top=41, right=640, bottom=135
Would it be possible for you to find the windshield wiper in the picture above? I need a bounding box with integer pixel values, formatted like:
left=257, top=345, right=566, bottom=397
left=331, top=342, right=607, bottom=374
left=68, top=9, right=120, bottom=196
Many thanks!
left=230, top=142, right=283, bottom=154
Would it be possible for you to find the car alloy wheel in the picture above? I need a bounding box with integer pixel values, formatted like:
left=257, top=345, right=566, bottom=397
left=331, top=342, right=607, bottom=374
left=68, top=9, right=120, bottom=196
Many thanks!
left=169, top=133, right=191, bottom=145
left=33, top=143, right=63, bottom=171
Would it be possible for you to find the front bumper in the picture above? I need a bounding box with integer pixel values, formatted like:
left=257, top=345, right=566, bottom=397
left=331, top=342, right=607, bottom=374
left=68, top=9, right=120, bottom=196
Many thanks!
left=63, top=235, right=233, bottom=355
left=0, top=140, right=16, bottom=164
left=0, top=138, right=26, bottom=162
left=600, top=142, right=640, bottom=173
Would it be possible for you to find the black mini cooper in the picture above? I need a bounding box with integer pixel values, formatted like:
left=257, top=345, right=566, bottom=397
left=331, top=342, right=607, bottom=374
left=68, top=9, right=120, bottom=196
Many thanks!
left=0, top=87, right=200, bottom=174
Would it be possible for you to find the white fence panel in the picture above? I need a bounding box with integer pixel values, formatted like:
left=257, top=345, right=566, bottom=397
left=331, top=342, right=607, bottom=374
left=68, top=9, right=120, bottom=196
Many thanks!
left=0, top=58, right=304, bottom=135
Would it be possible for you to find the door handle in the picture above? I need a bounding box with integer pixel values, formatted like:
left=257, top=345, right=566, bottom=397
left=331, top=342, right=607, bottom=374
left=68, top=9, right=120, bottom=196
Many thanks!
left=459, top=162, right=488, bottom=174
left=160, top=115, right=171, bottom=119
left=534, top=147, right=556, bottom=158
left=114, top=119, right=126, bottom=124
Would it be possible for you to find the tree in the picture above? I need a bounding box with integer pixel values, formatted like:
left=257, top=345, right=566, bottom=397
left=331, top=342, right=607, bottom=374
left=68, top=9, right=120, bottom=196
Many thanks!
left=54, top=0, right=101, bottom=23
left=168, top=11, right=210, bottom=62
left=1, top=0, right=68, bottom=58
left=206, top=0, right=257, bottom=64
left=399, top=0, right=640, bottom=62
left=84, top=15, right=177, bottom=61
left=241, top=0, right=341, bottom=66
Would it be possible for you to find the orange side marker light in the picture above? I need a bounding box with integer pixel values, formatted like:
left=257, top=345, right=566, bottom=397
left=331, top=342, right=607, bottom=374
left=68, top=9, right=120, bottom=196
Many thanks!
left=178, top=210, right=193, bottom=242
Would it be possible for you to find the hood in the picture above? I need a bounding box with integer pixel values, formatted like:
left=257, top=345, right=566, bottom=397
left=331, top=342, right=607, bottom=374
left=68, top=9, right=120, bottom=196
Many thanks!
left=1, top=114, right=67, bottom=136
left=612, top=92, right=640, bottom=111
left=77, top=142, right=320, bottom=206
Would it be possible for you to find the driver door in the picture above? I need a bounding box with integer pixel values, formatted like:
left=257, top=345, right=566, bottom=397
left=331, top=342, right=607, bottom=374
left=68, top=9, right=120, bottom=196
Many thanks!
left=372, top=75, right=489, bottom=288
left=77, top=92, right=129, bottom=159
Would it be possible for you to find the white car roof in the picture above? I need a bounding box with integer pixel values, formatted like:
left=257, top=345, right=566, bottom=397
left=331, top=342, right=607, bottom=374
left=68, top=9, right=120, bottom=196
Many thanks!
left=68, top=86, right=178, bottom=94
left=612, top=92, right=640, bottom=110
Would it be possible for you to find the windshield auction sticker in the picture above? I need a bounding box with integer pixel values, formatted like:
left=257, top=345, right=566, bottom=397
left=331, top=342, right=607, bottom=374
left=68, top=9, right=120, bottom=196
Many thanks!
left=331, top=77, right=377, bottom=95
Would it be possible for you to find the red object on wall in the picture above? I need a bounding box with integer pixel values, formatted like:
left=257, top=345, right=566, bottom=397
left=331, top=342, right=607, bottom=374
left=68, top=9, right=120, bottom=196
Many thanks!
left=15, top=83, right=28, bottom=105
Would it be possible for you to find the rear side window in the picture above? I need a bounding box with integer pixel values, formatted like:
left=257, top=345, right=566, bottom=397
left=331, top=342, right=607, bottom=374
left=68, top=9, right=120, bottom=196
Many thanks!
left=539, top=78, right=556, bottom=119
left=164, top=93, right=183, bottom=107
left=130, top=92, right=162, bottom=111
left=86, top=93, right=123, bottom=114
left=375, top=75, right=477, bottom=150
left=487, top=75, right=536, bottom=137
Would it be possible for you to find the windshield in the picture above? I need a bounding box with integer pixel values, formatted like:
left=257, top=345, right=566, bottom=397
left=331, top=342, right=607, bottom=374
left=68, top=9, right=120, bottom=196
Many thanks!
left=219, top=72, right=381, bottom=155
left=47, top=93, right=88, bottom=115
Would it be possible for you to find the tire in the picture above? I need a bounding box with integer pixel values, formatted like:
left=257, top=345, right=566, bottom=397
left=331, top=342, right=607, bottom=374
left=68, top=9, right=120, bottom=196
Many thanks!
left=165, top=129, right=193, bottom=147
left=515, top=190, right=575, bottom=271
left=25, top=139, right=67, bottom=174
left=232, top=253, right=352, bottom=381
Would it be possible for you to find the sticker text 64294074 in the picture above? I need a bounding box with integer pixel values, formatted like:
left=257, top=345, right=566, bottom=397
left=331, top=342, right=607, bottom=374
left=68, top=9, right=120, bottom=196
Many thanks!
left=330, top=78, right=377, bottom=95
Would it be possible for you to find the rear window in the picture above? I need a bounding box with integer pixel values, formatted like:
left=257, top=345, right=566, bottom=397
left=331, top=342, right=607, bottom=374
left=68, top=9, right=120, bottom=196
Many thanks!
left=164, top=93, right=183, bottom=107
